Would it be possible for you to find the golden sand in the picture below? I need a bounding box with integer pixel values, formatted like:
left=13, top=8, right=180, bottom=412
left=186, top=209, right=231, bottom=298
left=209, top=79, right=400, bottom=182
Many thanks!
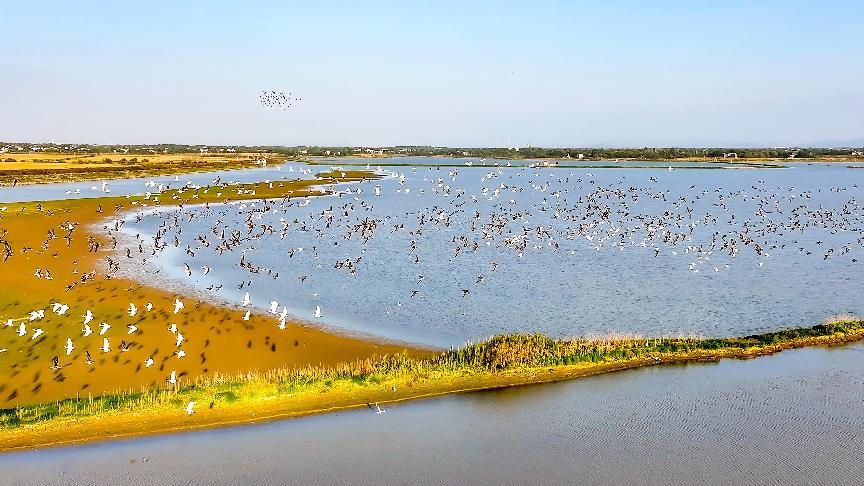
left=0, top=152, right=273, bottom=186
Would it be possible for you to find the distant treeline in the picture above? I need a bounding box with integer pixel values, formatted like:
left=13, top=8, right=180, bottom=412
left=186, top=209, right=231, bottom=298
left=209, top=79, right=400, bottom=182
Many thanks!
left=2, top=143, right=862, bottom=160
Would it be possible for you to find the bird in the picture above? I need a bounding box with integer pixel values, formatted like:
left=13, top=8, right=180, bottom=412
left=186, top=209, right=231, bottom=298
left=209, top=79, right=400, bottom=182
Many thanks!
left=52, top=302, right=69, bottom=316
left=65, top=337, right=74, bottom=356
left=101, top=337, right=111, bottom=352
left=167, top=370, right=177, bottom=385
left=184, top=401, right=196, bottom=415
left=278, top=307, right=288, bottom=329
left=173, top=298, right=184, bottom=315
left=375, top=403, right=387, bottom=414
left=128, top=303, right=138, bottom=316
left=314, top=305, right=322, bottom=318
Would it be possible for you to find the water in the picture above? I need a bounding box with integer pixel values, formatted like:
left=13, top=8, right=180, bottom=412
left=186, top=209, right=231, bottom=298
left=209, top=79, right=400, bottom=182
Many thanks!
left=311, top=155, right=781, bottom=168
left=0, top=160, right=319, bottom=204
left=3, top=343, right=862, bottom=485
left=113, top=161, right=863, bottom=347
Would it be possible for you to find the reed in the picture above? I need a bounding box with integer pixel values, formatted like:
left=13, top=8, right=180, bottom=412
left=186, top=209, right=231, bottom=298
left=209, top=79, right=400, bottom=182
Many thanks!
left=1, top=319, right=862, bottom=431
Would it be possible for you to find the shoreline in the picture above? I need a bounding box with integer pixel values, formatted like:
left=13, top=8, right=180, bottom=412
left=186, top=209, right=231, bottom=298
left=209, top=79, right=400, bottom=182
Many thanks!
left=0, top=169, right=432, bottom=410
left=0, top=152, right=286, bottom=187
left=2, top=320, right=862, bottom=452
left=2, top=162, right=863, bottom=453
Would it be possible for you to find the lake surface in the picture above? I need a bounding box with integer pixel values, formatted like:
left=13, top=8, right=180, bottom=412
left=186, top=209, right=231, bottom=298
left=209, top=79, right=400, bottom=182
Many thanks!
left=112, top=160, right=863, bottom=347
left=3, top=343, right=862, bottom=485
left=310, top=155, right=781, bottom=168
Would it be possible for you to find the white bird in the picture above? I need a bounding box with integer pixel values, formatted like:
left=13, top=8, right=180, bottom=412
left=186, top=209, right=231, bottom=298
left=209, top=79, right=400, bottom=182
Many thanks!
left=167, top=370, right=177, bottom=385
left=52, top=302, right=69, bottom=316
left=83, top=309, right=94, bottom=325
left=17, top=323, right=26, bottom=337
left=128, top=324, right=138, bottom=334
left=269, top=301, right=279, bottom=314
left=4, top=319, right=12, bottom=327
left=100, top=322, right=110, bottom=335
left=128, top=303, right=138, bottom=317
left=145, top=357, right=154, bottom=368
left=101, top=337, right=110, bottom=352
left=375, top=403, right=387, bottom=415
left=145, top=302, right=153, bottom=311
left=242, top=310, right=250, bottom=321
left=314, top=305, right=322, bottom=318
left=29, top=310, right=44, bottom=321
left=173, top=298, right=184, bottom=315
left=278, top=307, right=288, bottom=329
left=83, top=323, right=93, bottom=337
left=184, top=401, right=196, bottom=415
left=168, top=323, right=178, bottom=334
left=31, top=328, right=44, bottom=340
left=242, top=292, right=250, bottom=307
left=176, top=332, right=184, bottom=347
left=176, top=349, right=186, bottom=358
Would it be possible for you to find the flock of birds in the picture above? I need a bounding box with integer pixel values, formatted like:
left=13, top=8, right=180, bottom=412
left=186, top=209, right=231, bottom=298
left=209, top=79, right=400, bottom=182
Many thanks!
left=86, top=161, right=862, bottom=353
left=258, top=90, right=301, bottom=110
left=2, top=159, right=863, bottom=416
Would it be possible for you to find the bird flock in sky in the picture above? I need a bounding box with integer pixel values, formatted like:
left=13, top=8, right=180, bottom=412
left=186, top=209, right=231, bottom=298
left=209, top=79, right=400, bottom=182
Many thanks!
left=258, top=90, right=301, bottom=109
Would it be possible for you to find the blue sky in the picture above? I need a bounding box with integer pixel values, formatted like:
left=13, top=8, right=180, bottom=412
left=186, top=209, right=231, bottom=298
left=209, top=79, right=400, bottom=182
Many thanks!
left=2, top=1, right=862, bottom=147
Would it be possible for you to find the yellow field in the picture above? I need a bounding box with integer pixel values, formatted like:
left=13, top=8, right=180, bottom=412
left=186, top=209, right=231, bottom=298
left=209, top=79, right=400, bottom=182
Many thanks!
left=0, top=152, right=277, bottom=186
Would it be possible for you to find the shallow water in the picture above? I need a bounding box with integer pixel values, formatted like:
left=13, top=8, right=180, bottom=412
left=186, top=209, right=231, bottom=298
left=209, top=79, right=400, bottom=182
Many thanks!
left=0, top=160, right=318, bottom=203
left=114, top=161, right=864, bottom=347
left=311, top=155, right=780, bottom=168
left=3, top=343, right=862, bottom=485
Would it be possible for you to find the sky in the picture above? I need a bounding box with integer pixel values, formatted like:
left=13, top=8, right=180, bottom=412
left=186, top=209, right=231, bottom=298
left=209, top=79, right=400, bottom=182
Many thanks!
left=1, top=1, right=863, bottom=147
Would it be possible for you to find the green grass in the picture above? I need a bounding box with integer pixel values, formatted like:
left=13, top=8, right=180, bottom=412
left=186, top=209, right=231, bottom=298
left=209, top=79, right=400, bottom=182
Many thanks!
left=1, top=319, right=862, bottom=431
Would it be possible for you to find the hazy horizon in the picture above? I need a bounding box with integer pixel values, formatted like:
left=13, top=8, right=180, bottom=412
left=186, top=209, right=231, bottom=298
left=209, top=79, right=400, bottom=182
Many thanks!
left=2, top=1, right=863, bottom=147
